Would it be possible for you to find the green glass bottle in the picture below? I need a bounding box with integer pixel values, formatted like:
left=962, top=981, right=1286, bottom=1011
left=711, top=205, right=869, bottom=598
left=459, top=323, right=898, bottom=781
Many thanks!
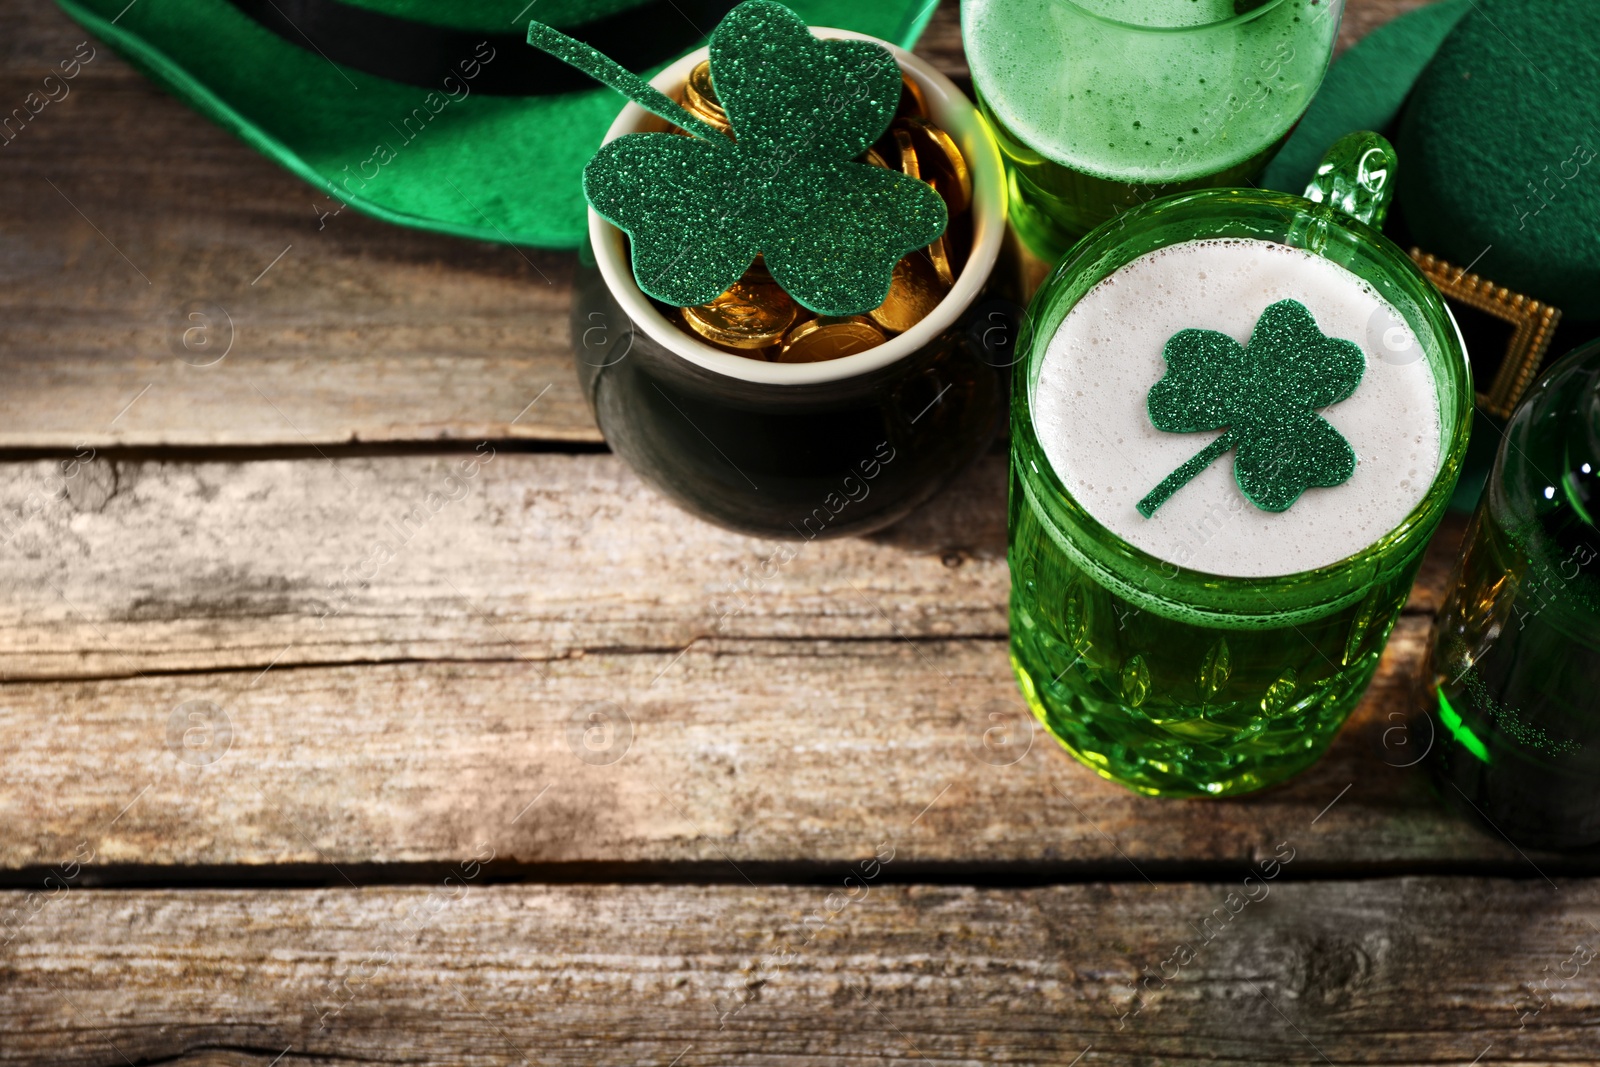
left=1429, top=340, right=1600, bottom=851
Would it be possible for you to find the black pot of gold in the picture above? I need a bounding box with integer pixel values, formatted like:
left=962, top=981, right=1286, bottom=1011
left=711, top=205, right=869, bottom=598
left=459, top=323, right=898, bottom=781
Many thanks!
left=542, top=2, right=1005, bottom=539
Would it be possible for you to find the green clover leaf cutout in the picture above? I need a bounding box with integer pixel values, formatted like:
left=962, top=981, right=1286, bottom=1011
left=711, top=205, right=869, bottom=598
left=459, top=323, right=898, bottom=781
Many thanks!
left=527, top=1, right=948, bottom=316
left=1136, top=299, right=1367, bottom=517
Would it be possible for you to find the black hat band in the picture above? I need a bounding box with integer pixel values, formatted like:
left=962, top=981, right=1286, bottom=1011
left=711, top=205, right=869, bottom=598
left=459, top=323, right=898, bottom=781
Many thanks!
left=224, top=0, right=739, bottom=95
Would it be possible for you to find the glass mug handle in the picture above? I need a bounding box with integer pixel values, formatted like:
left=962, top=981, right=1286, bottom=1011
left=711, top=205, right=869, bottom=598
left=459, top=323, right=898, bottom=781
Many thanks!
left=1300, top=130, right=1399, bottom=229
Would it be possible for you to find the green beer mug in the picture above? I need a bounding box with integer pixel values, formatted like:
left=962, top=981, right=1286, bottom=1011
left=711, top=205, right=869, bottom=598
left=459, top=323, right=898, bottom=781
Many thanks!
left=964, top=0, right=1345, bottom=262
left=1010, top=133, right=1473, bottom=797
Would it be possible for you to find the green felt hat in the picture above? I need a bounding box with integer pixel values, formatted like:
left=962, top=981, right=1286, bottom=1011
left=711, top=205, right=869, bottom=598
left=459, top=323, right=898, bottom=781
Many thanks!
left=55, top=0, right=937, bottom=248
left=1266, top=0, right=1600, bottom=321
left=1261, top=0, right=1470, bottom=196
left=1397, top=0, right=1600, bottom=321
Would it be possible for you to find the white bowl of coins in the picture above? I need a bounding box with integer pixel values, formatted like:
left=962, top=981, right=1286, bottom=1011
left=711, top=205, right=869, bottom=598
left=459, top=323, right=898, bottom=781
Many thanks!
left=589, top=31, right=1004, bottom=382
left=575, top=31, right=1007, bottom=539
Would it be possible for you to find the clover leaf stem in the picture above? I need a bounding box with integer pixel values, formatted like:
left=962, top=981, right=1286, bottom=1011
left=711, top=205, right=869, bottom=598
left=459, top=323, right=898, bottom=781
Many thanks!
left=1136, top=431, right=1236, bottom=518
left=527, top=21, right=732, bottom=146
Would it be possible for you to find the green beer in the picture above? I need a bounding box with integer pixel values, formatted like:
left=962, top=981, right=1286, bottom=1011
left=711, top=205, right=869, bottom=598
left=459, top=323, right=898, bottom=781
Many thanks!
left=962, top=0, right=1343, bottom=261
left=1009, top=147, right=1472, bottom=797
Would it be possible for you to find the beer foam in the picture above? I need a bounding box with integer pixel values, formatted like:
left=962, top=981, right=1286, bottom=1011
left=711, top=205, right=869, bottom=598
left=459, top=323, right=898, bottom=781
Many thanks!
left=962, top=0, right=1338, bottom=183
left=1031, top=238, right=1443, bottom=578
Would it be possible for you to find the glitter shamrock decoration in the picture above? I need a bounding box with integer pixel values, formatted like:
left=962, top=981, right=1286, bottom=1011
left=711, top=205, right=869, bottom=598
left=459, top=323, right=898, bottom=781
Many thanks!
left=526, top=1, right=948, bottom=316
left=1136, top=299, right=1367, bottom=517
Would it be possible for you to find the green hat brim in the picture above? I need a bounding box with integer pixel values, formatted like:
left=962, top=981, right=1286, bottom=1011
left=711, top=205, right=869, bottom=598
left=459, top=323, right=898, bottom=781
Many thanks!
left=1265, top=0, right=1600, bottom=321
left=1261, top=0, right=1471, bottom=196
left=1396, top=0, right=1600, bottom=321
left=56, top=0, right=938, bottom=249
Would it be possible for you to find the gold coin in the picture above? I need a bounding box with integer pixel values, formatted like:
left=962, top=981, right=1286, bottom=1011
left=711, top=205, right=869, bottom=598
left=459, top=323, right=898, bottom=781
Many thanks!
left=897, top=73, right=928, bottom=120
left=925, top=233, right=956, bottom=288
left=670, top=109, right=732, bottom=139
left=903, top=117, right=972, bottom=217
left=869, top=255, right=948, bottom=334
left=695, top=337, right=780, bottom=361
left=679, top=60, right=732, bottom=138
left=681, top=103, right=732, bottom=138
left=702, top=339, right=774, bottom=360
left=777, top=316, right=886, bottom=363
left=861, top=146, right=891, bottom=169
left=891, top=127, right=921, bottom=181
left=685, top=60, right=726, bottom=120
left=683, top=279, right=799, bottom=350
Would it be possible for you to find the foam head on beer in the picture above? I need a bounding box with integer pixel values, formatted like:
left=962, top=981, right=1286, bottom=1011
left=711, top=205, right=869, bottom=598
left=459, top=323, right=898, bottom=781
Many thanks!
left=963, top=0, right=1341, bottom=185
left=1032, top=238, right=1442, bottom=578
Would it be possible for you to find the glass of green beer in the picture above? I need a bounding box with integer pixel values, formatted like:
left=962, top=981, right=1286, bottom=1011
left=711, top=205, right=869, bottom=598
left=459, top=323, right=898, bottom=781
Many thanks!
left=963, top=0, right=1345, bottom=262
left=1009, top=134, right=1472, bottom=797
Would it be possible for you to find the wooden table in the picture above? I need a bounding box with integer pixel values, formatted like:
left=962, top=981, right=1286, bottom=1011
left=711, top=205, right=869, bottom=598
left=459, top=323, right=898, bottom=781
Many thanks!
left=4, top=1, right=1597, bottom=1063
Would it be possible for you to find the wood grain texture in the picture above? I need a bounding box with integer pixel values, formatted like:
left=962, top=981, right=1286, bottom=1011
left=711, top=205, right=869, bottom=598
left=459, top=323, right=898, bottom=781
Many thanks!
left=0, top=619, right=1538, bottom=873
left=1337, top=0, right=1444, bottom=54
left=0, top=451, right=1006, bottom=679
left=2, top=878, right=1596, bottom=1066
left=0, top=101, right=588, bottom=448
left=0, top=446, right=1506, bottom=871
left=1, top=2, right=585, bottom=448
left=5, top=4, right=1544, bottom=1061
left=0, top=452, right=1461, bottom=680
left=0, top=0, right=1426, bottom=449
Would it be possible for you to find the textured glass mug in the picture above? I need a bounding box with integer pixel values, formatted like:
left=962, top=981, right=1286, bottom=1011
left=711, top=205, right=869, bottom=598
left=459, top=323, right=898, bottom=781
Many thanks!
left=1009, top=133, right=1473, bottom=797
left=573, top=33, right=1007, bottom=539
left=964, top=0, right=1345, bottom=263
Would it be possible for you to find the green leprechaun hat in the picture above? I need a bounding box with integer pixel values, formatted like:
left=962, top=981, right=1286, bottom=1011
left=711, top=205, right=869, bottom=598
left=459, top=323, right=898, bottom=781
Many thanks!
left=54, top=0, right=938, bottom=248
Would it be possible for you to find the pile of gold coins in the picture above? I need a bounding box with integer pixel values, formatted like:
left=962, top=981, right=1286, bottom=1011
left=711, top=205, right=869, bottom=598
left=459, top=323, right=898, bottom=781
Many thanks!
left=659, top=62, right=973, bottom=364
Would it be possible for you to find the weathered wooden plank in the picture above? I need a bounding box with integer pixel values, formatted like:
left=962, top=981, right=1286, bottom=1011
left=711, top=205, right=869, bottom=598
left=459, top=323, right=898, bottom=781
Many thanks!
left=0, top=75, right=590, bottom=449
left=0, top=614, right=1532, bottom=871
left=0, top=446, right=1482, bottom=869
left=1338, top=0, right=1442, bottom=54
left=0, top=0, right=1426, bottom=449
left=0, top=0, right=583, bottom=448
left=2, top=878, right=1595, bottom=1065
left=0, top=453, right=1464, bottom=680
left=0, top=453, right=1463, bottom=679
